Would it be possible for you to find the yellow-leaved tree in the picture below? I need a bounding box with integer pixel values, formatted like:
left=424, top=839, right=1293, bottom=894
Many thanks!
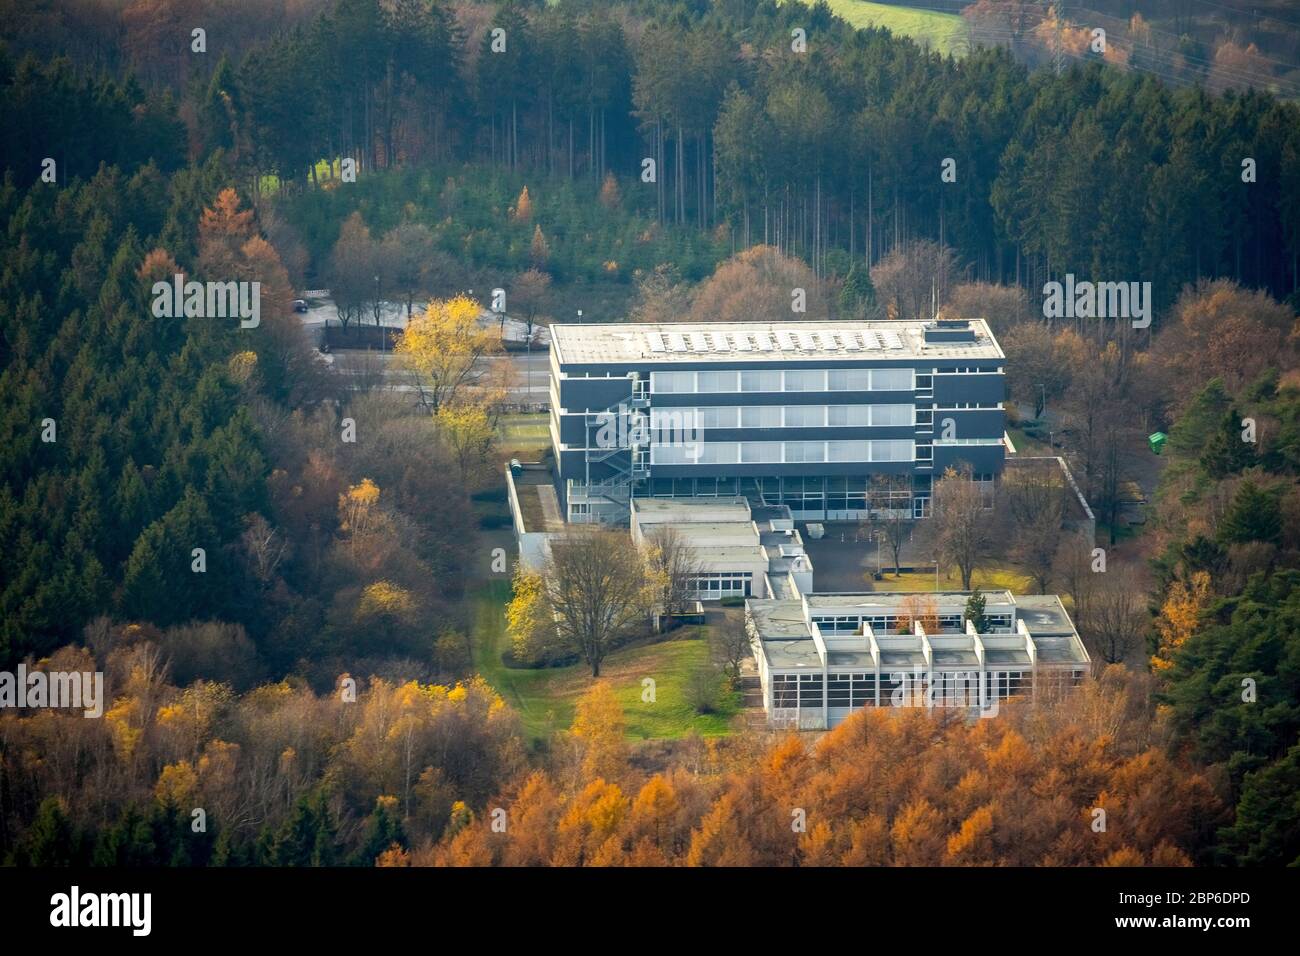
left=570, top=681, right=626, bottom=782
left=393, top=295, right=500, bottom=413
left=338, top=478, right=381, bottom=561
left=1151, top=571, right=1211, bottom=671
left=355, top=581, right=417, bottom=626
left=437, top=403, right=495, bottom=484
left=506, top=565, right=559, bottom=666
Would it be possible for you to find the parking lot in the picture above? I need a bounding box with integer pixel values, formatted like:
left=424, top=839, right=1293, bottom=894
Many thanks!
left=798, top=521, right=932, bottom=593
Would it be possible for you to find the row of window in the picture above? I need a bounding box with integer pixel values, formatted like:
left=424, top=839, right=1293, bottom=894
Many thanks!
left=649, top=404, right=915, bottom=430
left=645, top=475, right=928, bottom=495
left=811, top=613, right=1015, bottom=634
left=771, top=670, right=1036, bottom=709
left=650, top=439, right=915, bottom=465
left=686, top=573, right=753, bottom=596
left=651, top=368, right=916, bottom=394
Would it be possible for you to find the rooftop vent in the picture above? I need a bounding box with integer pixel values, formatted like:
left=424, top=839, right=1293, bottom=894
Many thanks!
left=923, top=319, right=977, bottom=344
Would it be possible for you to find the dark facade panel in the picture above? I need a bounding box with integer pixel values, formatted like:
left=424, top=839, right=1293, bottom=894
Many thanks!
left=933, top=373, right=1004, bottom=406
left=558, top=376, right=634, bottom=412
left=558, top=449, right=630, bottom=480
left=931, top=409, right=1004, bottom=438
left=933, top=444, right=1005, bottom=476
left=557, top=413, right=589, bottom=445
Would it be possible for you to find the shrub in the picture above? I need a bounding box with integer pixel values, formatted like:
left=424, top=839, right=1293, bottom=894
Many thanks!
left=685, top=663, right=724, bottom=715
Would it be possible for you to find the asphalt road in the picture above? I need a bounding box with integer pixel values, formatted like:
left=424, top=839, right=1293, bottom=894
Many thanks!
left=301, top=294, right=552, bottom=401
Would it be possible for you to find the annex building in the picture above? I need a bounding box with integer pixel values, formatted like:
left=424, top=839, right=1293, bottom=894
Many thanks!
left=547, top=318, right=1007, bottom=524
left=746, top=589, right=1091, bottom=729
left=629, top=498, right=813, bottom=600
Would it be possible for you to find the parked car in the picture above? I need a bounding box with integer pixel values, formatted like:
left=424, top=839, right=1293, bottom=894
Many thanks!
left=292, top=299, right=308, bottom=313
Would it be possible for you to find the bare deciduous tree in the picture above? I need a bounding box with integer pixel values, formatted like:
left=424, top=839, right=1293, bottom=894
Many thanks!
left=1083, top=570, right=1148, bottom=665
left=864, top=473, right=912, bottom=577
left=1001, top=321, right=1072, bottom=418
left=926, top=466, right=994, bottom=590
left=544, top=529, right=653, bottom=677
left=869, top=239, right=961, bottom=321
left=1000, top=466, right=1067, bottom=593
left=381, top=222, right=435, bottom=318
left=241, top=513, right=289, bottom=587
left=629, top=263, right=693, bottom=324
left=713, top=611, right=753, bottom=686
left=510, top=268, right=551, bottom=338
left=328, top=212, right=376, bottom=334
left=1052, top=531, right=1100, bottom=627
left=946, top=282, right=1030, bottom=335
left=644, top=526, right=701, bottom=617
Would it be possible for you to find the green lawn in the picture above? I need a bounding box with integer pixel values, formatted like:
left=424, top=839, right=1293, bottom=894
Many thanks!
left=497, top=413, right=550, bottom=454
left=470, top=582, right=739, bottom=742
left=875, top=565, right=1034, bottom=594
left=805, top=1, right=971, bottom=57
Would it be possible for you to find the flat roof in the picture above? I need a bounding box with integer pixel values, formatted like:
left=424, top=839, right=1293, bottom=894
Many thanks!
left=651, top=520, right=764, bottom=566
left=658, top=521, right=755, bottom=538
left=1014, top=595, right=1077, bottom=634
left=631, top=498, right=752, bottom=522
left=551, top=319, right=1004, bottom=365
left=806, top=591, right=1016, bottom=611
left=747, top=600, right=812, bottom=640
left=748, top=591, right=1090, bottom=671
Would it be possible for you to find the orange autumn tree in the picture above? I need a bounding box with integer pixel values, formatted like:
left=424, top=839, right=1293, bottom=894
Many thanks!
left=569, top=682, right=626, bottom=782
left=1151, top=571, right=1212, bottom=672
left=197, top=188, right=256, bottom=274
left=895, top=594, right=940, bottom=633
left=425, top=666, right=1221, bottom=867
left=511, top=185, right=533, bottom=222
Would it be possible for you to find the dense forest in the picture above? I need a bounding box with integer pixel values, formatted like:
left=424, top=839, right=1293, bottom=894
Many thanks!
left=2, top=1, right=1298, bottom=307
left=0, top=0, right=1298, bottom=867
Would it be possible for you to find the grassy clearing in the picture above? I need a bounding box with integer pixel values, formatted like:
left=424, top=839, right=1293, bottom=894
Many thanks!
left=874, top=565, right=1035, bottom=594
left=811, top=1, right=971, bottom=57
left=497, top=413, right=550, bottom=454
left=470, top=582, right=739, bottom=742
